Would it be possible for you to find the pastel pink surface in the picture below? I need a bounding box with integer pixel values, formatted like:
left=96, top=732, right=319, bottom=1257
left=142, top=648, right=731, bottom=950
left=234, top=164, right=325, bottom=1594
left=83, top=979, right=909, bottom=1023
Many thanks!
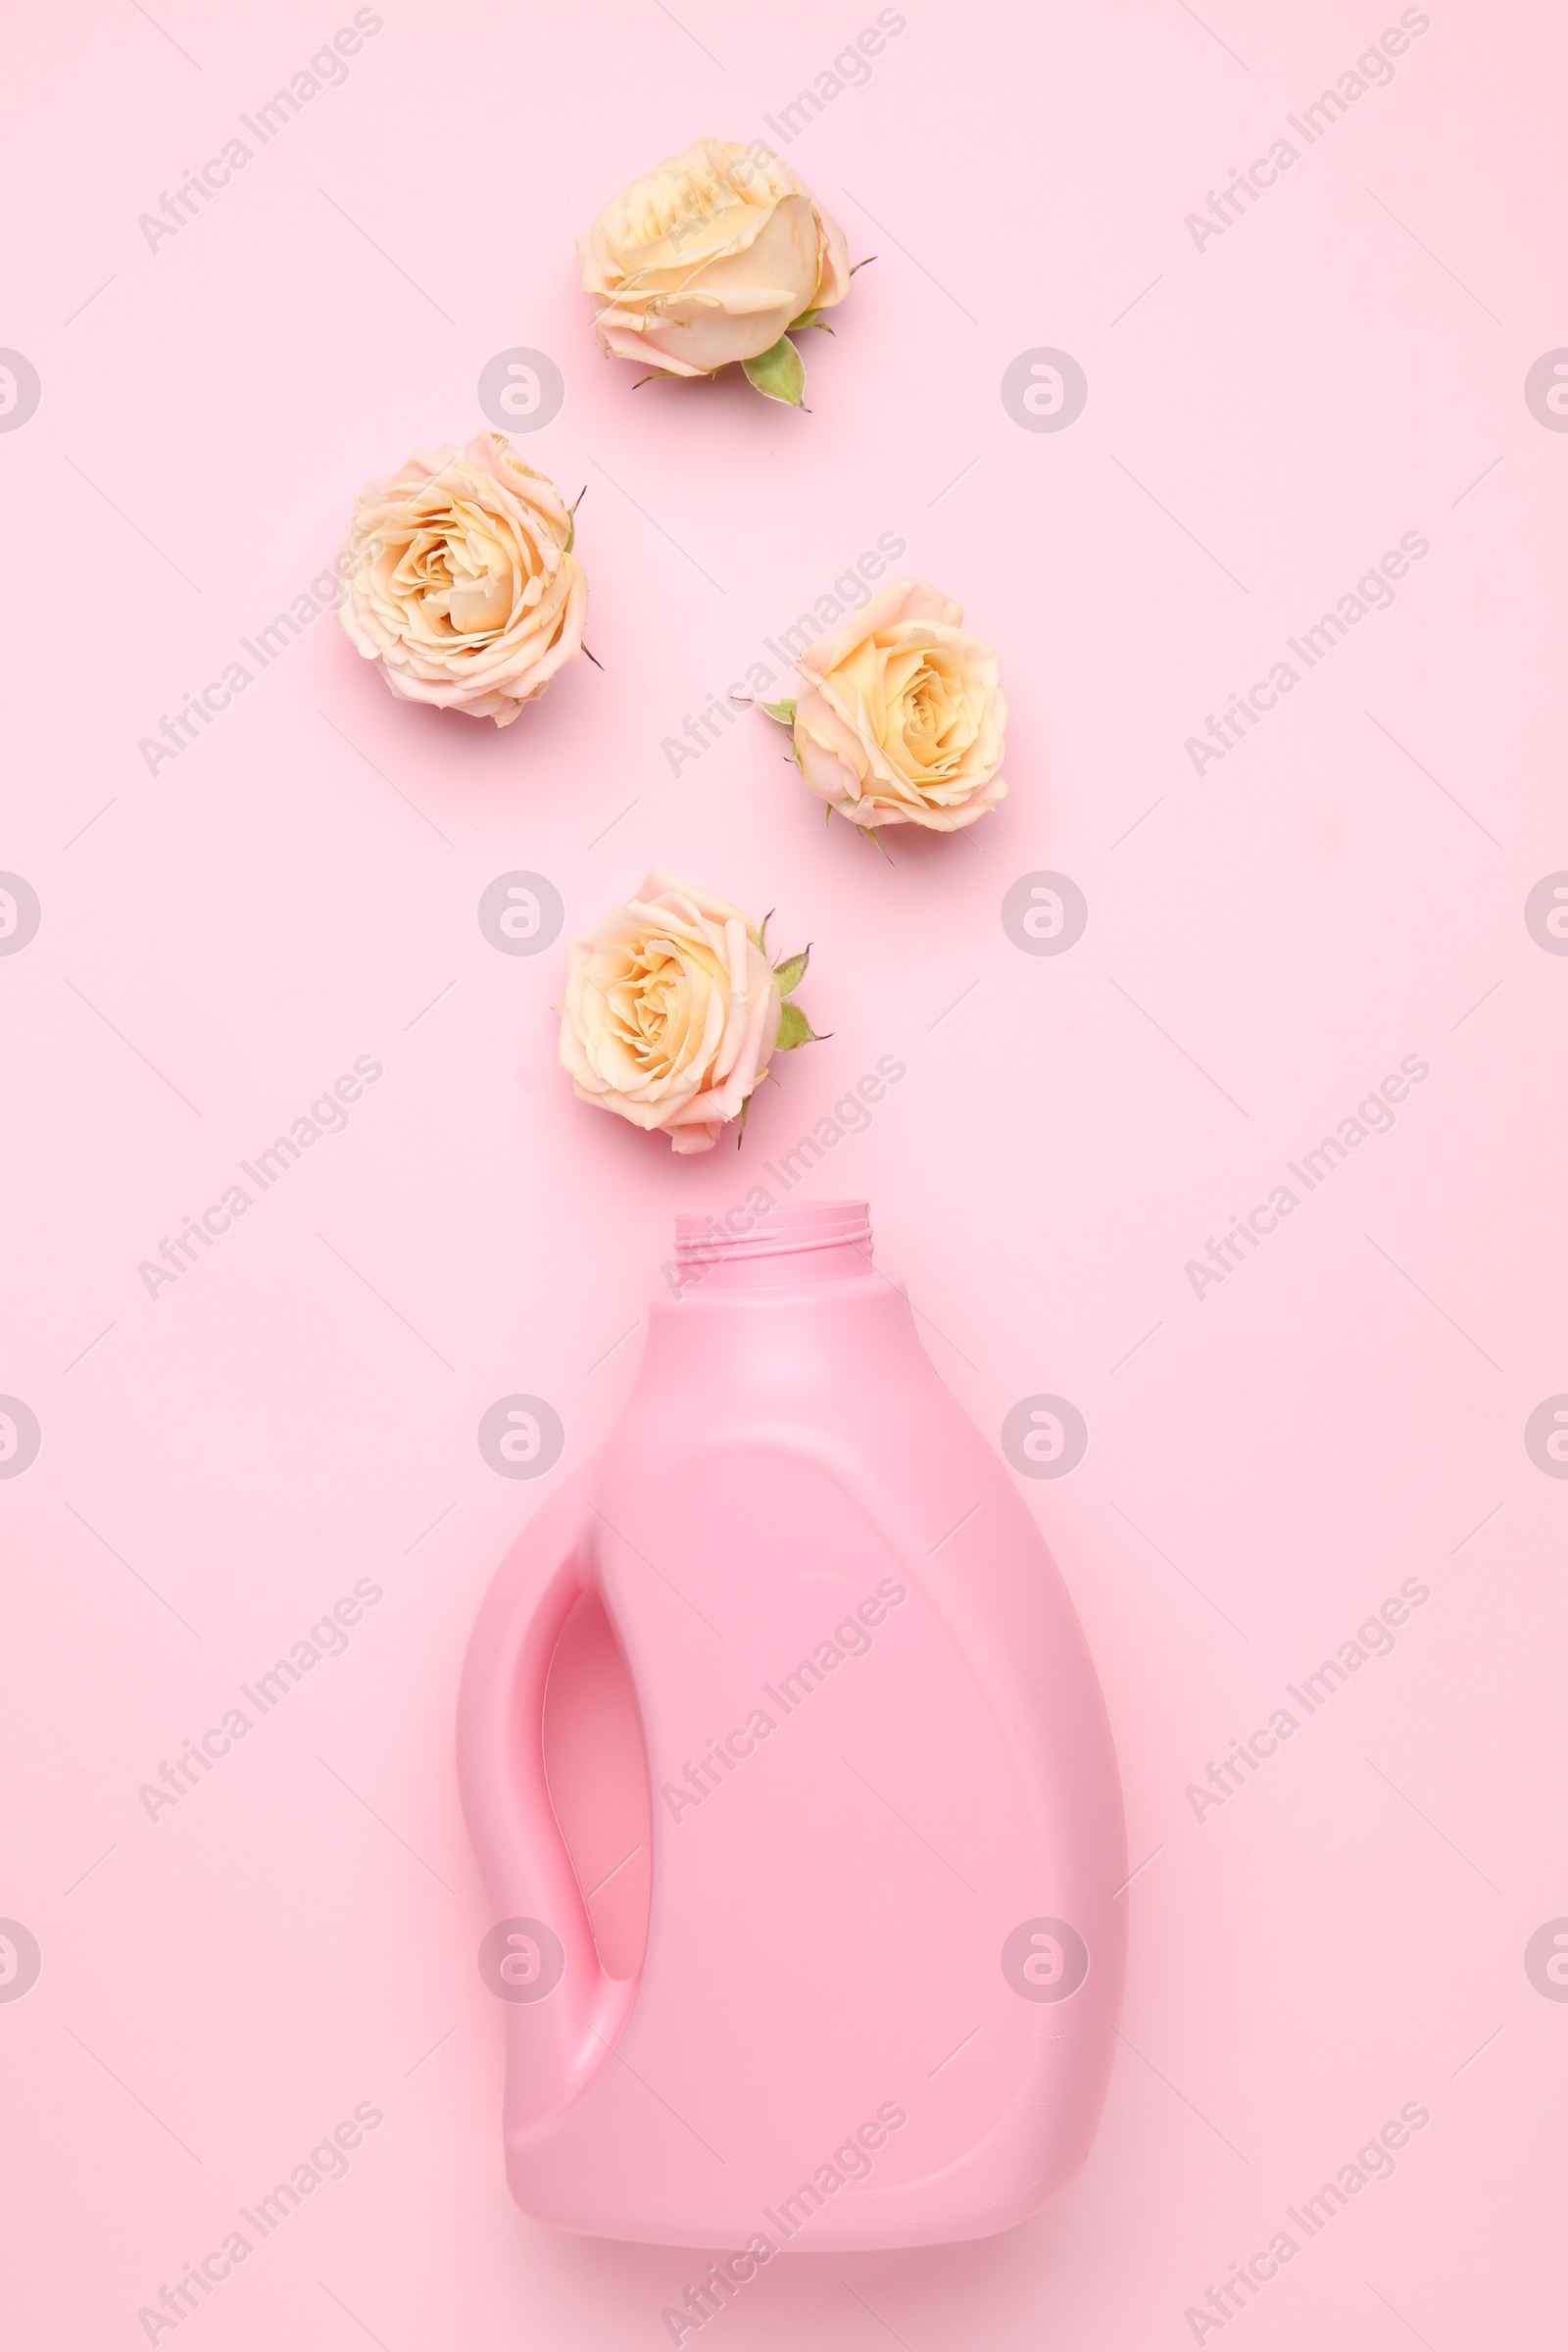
left=2, top=1, right=1566, bottom=2347
left=457, top=1213, right=1126, bottom=2246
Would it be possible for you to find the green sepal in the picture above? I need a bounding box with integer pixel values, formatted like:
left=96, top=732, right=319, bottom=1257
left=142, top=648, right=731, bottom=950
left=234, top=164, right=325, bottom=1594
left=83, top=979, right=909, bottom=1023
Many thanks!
left=775, top=999, right=825, bottom=1051
left=772, top=946, right=809, bottom=997
left=742, top=334, right=806, bottom=407
left=788, top=307, right=822, bottom=332
left=759, top=697, right=797, bottom=726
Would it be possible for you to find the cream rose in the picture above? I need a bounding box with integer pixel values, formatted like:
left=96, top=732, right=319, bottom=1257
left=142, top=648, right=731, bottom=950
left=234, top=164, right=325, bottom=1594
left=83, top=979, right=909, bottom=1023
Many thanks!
left=338, top=431, right=587, bottom=725
left=558, top=873, right=820, bottom=1154
left=578, top=137, right=850, bottom=401
left=774, top=578, right=1008, bottom=831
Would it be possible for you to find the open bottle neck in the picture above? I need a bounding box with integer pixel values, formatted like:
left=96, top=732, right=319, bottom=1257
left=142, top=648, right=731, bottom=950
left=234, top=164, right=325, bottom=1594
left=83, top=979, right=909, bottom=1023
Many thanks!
left=668, top=1200, right=873, bottom=1294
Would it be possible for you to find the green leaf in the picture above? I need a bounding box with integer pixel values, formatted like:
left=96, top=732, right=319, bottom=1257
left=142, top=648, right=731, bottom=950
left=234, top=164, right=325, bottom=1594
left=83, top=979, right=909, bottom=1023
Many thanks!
left=772, top=945, right=809, bottom=996
left=775, top=999, right=826, bottom=1052
left=759, top=697, right=797, bottom=726
left=742, top=334, right=807, bottom=408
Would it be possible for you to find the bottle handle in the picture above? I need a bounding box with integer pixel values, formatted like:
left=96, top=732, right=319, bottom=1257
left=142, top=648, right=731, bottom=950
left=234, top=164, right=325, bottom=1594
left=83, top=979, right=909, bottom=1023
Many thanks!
left=457, top=1479, right=637, bottom=2145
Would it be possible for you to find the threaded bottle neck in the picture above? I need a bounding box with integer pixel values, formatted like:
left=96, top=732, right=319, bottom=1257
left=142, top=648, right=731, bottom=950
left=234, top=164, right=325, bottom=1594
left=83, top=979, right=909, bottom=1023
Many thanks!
left=670, top=1200, right=873, bottom=1292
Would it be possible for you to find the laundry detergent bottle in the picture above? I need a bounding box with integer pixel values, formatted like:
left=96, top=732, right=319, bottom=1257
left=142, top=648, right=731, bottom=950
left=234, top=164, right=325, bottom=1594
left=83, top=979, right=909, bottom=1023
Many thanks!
left=457, top=1200, right=1125, bottom=2250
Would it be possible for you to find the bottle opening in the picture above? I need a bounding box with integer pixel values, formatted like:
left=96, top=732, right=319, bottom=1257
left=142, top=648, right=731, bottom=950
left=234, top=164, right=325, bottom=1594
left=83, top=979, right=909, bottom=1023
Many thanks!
left=672, top=1199, right=872, bottom=1289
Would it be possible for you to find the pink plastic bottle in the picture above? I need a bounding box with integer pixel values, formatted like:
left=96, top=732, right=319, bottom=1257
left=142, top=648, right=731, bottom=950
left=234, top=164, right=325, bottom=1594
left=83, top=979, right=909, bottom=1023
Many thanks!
left=458, top=1200, right=1125, bottom=2252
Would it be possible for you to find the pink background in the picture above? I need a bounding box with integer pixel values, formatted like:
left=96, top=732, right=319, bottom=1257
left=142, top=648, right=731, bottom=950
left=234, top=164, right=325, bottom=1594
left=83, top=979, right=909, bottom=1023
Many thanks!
left=3, top=0, right=1565, bottom=2344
